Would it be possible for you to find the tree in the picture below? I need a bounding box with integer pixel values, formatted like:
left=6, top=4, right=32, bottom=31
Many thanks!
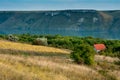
left=70, top=44, right=95, bottom=65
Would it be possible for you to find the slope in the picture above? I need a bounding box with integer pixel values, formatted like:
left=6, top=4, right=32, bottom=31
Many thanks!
left=0, top=10, right=120, bottom=39
left=0, top=40, right=69, bottom=54
left=0, top=40, right=105, bottom=80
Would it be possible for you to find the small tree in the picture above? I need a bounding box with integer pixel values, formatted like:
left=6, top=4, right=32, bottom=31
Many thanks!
left=33, top=37, right=48, bottom=46
left=70, top=44, right=95, bottom=65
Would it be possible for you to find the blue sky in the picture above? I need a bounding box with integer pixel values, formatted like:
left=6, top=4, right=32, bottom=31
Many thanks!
left=0, top=0, right=120, bottom=10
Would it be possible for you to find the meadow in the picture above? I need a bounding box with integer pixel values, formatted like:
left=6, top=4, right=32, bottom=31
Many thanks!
left=0, top=34, right=120, bottom=80
left=0, top=39, right=120, bottom=80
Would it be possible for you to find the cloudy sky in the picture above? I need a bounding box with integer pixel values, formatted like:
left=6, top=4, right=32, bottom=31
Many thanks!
left=0, top=0, right=120, bottom=10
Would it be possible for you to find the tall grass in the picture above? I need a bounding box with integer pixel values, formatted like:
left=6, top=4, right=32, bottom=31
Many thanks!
left=0, top=40, right=69, bottom=54
left=0, top=53, right=104, bottom=80
left=0, top=40, right=119, bottom=80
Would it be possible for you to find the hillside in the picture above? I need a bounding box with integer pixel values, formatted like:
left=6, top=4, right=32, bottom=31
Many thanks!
left=0, top=40, right=69, bottom=54
left=0, top=40, right=120, bottom=80
left=0, top=10, right=120, bottom=39
left=0, top=40, right=102, bottom=80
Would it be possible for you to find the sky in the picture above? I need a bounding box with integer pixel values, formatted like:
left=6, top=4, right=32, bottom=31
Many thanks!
left=0, top=0, right=120, bottom=11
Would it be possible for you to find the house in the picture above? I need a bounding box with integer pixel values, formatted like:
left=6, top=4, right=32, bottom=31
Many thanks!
left=94, top=44, right=106, bottom=53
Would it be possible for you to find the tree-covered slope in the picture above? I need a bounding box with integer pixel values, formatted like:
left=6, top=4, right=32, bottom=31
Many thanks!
left=0, top=10, right=120, bottom=39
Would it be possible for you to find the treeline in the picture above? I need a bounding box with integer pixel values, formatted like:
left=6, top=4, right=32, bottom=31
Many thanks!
left=0, top=34, right=120, bottom=65
left=0, top=34, right=120, bottom=56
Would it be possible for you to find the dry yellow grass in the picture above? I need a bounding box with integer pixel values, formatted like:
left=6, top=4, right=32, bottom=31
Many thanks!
left=95, top=55, right=119, bottom=63
left=0, top=53, right=104, bottom=80
left=0, top=40, right=69, bottom=54
left=95, top=55, right=120, bottom=80
left=109, top=71, right=120, bottom=80
left=0, top=40, right=106, bottom=80
left=0, top=40, right=119, bottom=80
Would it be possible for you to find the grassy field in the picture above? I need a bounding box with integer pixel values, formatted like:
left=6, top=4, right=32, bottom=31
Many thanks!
left=0, top=40, right=119, bottom=80
left=0, top=40, right=69, bottom=54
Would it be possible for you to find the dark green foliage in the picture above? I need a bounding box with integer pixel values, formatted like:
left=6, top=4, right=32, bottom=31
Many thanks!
left=48, top=37, right=74, bottom=49
left=114, top=61, right=120, bottom=65
left=0, top=34, right=7, bottom=39
left=17, top=34, right=34, bottom=43
left=70, top=44, right=95, bottom=65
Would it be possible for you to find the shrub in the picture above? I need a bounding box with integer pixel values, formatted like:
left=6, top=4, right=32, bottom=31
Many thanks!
left=32, top=37, right=48, bottom=46
left=114, top=61, right=120, bottom=65
left=0, top=34, right=6, bottom=39
left=7, top=34, right=19, bottom=42
left=70, top=44, right=95, bottom=65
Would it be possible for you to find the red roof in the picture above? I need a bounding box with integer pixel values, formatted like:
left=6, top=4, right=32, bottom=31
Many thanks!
left=94, top=44, right=106, bottom=50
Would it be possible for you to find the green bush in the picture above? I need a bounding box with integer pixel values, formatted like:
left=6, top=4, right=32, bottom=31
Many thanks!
left=32, top=37, right=48, bottom=46
left=70, top=44, right=95, bottom=65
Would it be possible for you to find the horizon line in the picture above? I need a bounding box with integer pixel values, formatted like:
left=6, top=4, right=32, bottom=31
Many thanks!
left=0, top=9, right=120, bottom=11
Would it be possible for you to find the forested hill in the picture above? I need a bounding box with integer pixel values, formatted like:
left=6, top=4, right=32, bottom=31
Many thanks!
left=0, top=10, right=120, bottom=39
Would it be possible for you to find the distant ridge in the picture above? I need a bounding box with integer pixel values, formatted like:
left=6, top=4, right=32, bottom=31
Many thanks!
left=0, top=10, right=120, bottom=39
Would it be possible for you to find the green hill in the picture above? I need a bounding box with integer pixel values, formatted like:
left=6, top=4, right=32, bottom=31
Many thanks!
left=0, top=10, right=120, bottom=39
